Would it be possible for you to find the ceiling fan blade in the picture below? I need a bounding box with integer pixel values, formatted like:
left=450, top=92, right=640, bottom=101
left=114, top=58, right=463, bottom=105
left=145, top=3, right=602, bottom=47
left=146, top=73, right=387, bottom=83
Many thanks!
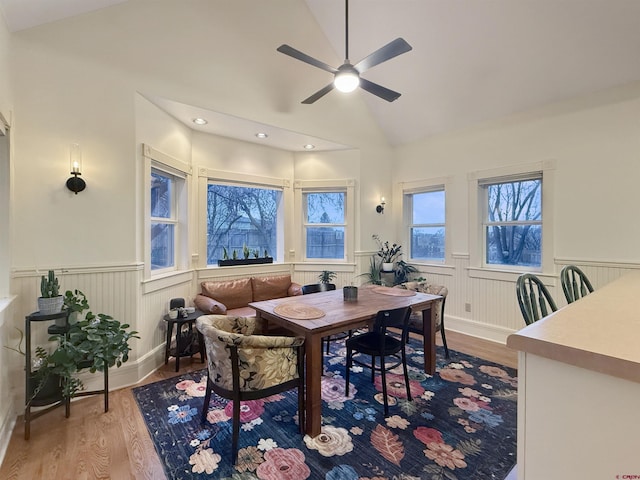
left=302, top=83, right=335, bottom=104
left=359, top=78, right=401, bottom=102
left=354, top=38, right=412, bottom=74
left=277, top=44, right=338, bottom=74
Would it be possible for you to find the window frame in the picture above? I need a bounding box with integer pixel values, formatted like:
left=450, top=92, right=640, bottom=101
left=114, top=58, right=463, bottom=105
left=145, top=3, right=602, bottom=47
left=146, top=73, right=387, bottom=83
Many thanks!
left=401, top=177, right=450, bottom=266
left=481, top=174, right=542, bottom=269
left=468, top=160, right=555, bottom=279
left=198, top=169, right=290, bottom=268
left=143, top=145, right=191, bottom=280
left=302, top=190, right=347, bottom=261
left=404, top=186, right=446, bottom=264
left=294, top=179, right=355, bottom=264
left=150, top=168, right=178, bottom=274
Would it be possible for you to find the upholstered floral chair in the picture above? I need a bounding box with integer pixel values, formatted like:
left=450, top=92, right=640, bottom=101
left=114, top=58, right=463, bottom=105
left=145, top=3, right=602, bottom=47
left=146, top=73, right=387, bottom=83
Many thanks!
left=397, top=281, right=450, bottom=358
left=196, top=315, right=305, bottom=464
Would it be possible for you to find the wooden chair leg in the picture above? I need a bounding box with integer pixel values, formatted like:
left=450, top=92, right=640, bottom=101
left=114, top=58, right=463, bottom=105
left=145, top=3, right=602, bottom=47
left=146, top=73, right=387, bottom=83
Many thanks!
left=232, top=400, right=240, bottom=465
left=201, top=381, right=212, bottom=424
left=440, top=322, right=450, bottom=359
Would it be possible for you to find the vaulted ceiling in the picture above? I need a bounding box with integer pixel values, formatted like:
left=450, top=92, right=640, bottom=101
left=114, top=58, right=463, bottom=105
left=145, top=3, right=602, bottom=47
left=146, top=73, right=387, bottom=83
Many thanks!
left=2, top=0, right=640, bottom=149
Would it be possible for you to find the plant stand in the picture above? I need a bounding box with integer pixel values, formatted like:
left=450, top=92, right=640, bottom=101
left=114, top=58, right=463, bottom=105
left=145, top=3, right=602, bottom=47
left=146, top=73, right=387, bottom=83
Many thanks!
left=24, top=311, right=70, bottom=440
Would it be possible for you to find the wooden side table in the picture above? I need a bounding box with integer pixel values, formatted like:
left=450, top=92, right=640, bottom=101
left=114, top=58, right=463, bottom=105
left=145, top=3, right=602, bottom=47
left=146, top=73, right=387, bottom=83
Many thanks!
left=163, top=310, right=206, bottom=372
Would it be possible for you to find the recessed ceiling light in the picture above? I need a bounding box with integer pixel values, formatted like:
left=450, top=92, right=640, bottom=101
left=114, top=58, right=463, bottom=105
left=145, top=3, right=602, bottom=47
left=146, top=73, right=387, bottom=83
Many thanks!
left=255, top=132, right=268, bottom=139
left=192, top=117, right=208, bottom=125
left=303, top=144, right=315, bottom=150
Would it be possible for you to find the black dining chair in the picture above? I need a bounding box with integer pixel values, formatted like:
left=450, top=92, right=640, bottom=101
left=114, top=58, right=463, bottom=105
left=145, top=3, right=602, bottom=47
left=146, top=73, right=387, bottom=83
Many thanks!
left=516, top=273, right=558, bottom=325
left=344, top=306, right=412, bottom=416
left=560, top=265, right=594, bottom=304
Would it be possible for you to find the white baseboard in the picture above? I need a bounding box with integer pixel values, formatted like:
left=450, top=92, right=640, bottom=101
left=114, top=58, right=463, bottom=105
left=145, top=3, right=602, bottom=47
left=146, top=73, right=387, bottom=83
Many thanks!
left=445, top=314, right=518, bottom=345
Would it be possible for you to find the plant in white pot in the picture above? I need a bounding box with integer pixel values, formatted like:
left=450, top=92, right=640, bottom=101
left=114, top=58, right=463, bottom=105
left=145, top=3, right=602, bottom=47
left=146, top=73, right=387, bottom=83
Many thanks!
left=37, top=270, right=64, bottom=315
left=373, top=234, right=402, bottom=272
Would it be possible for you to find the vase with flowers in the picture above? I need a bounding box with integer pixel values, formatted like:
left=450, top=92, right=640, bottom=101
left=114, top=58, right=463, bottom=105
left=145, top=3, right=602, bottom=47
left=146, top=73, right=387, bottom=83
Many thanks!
left=373, top=234, right=402, bottom=272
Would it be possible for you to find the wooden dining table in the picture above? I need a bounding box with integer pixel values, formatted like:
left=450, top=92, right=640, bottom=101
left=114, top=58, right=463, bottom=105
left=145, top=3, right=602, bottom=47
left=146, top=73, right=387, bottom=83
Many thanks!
left=249, top=284, right=442, bottom=437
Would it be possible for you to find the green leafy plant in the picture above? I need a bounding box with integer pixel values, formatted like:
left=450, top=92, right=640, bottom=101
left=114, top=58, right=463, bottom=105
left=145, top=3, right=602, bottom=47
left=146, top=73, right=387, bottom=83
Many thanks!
left=40, top=270, right=60, bottom=298
left=39, top=290, right=139, bottom=399
left=263, top=249, right=270, bottom=258
left=393, top=260, right=419, bottom=285
left=318, top=270, right=337, bottom=284
left=359, top=256, right=382, bottom=285
left=373, top=234, right=402, bottom=263
left=232, top=249, right=238, bottom=260
left=222, top=246, right=229, bottom=260
left=243, top=244, right=250, bottom=259
left=253, top=249, right=259, bottom=258
left=63, top=289, right=89, bottom=314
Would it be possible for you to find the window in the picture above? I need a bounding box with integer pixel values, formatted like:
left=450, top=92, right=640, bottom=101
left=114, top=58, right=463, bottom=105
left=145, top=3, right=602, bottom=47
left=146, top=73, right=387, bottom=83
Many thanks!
left=481, top=174, right=542, bottom=268
left=206, top=183, right=282, bottom=264
left=304, top=191, right=345, bottom=260
left=406, top=189, right=445, bottom=262
left=294, top=179, right=355, bottom=264
left=150, top=170, right=177, bottom=271
left=143, top=144, right=190, bottom=280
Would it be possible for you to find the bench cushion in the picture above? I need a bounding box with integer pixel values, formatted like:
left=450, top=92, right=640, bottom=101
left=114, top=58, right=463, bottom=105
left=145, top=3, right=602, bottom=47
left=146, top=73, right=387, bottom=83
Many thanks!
left=200, top=278, right=253, bottom=310
left=252, top=274, right=293, bottom=302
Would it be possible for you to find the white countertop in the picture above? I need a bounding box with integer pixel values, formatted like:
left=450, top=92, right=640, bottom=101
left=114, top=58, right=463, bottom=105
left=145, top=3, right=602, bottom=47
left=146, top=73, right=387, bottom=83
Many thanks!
left=507, top=271, right=640, bottom=384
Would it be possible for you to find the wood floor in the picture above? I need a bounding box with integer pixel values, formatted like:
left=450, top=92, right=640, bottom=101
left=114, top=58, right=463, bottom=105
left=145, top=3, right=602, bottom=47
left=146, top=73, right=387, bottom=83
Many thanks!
left=0, top=331, right=518, bottom=480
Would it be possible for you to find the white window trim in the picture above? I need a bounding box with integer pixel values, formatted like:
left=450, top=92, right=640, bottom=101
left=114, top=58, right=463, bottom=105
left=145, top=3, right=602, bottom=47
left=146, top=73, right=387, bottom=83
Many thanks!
left=294, top=179, right=355, bottom=264
left=400, top=176, right=451, bottom=266
left=143, top=144, right=191, bottom=280
left=468, top=160, right=556, bottom=280
left=198, top=168, right=291, bottom=268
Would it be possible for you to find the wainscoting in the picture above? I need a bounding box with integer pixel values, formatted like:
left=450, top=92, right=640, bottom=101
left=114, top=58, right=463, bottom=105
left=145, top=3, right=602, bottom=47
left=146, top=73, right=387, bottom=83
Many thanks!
left=5, top=257, right=636, bottom=419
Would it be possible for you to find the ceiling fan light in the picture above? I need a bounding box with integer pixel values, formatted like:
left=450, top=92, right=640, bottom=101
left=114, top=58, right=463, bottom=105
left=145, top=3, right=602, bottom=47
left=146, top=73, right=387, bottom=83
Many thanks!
left=334, top=70, right=360, bottom=93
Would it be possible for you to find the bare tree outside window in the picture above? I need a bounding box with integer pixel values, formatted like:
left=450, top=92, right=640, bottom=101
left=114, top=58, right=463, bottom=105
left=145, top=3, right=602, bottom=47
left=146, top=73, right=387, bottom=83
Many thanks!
left=485, top=178, right=542, bottom=267
left=207, top=184, right=280, bottom=264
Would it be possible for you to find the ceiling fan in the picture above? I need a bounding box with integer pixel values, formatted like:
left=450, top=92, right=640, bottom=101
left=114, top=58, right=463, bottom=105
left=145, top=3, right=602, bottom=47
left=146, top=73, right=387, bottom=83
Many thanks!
left=277, top=0, right=412, bottom=104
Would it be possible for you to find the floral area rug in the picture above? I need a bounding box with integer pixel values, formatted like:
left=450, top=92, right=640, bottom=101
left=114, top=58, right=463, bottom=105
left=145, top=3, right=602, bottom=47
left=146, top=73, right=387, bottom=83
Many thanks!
left=133, top=338, right=517, bottom=480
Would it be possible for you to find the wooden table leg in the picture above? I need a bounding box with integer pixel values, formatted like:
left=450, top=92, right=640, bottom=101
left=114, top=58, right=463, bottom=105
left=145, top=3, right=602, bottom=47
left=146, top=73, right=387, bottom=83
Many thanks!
left=304, top=333, right=323, bottom=437
left=421, top=306, right=436, bottom=375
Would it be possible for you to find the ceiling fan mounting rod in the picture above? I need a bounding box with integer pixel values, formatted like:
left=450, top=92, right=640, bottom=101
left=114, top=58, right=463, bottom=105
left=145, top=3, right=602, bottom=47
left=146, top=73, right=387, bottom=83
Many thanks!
left=344, top=0, right=350, bottom=61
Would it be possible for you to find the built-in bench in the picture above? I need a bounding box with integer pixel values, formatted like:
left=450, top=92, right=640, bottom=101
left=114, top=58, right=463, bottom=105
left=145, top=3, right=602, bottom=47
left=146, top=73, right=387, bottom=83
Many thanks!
left=194, top=274, right=302, bottom=319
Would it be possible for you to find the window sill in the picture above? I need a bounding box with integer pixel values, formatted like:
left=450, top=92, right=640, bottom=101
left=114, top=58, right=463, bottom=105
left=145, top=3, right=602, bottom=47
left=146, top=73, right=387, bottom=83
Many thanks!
left=467, top=267, right=556, bottom=285
left=142, top=270, right=195, bottom=294
left=0, top=295, right=17, bottom=327
left=409, top=262, right=455, bottom=276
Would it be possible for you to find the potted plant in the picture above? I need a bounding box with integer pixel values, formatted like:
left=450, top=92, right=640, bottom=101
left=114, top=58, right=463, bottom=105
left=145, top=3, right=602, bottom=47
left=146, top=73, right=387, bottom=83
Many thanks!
left=37, top=270, right=63, bottom=315
left=373, top=234, right=402, bottom=272
left=218, top=248, right=274, bottom=266
left=358, top=256, right=382, bottom=286
left=393, top=260, right=419, bottom=285
left=318, top=270, right=337, bottom=284
left=39, top=290, right=139, bottom=399
left=3, top=328, right=63, bottom=405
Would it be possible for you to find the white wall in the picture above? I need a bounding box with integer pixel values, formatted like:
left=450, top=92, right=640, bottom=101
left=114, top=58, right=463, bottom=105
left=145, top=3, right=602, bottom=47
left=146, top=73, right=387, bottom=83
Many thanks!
left=0, top=10, right=17, bottom=463
left=394, top=83, right=640, bottom=339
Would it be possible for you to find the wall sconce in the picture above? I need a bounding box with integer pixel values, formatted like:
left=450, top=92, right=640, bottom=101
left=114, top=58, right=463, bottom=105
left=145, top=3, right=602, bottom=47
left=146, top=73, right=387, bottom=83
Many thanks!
left=376, top=196, right=386, bottom=214
left=66, top=143, right=86, bottom=194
